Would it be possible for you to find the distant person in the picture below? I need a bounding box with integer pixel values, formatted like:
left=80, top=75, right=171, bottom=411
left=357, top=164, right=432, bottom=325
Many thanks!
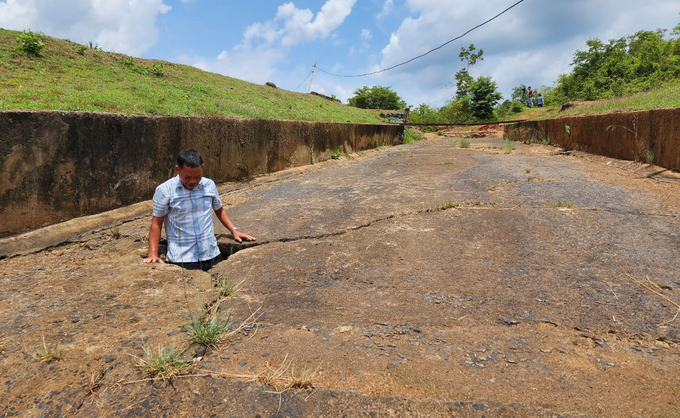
left=144, top=149, right=255, bottom=271
left=537, top=93, right=543, bottom=108
left=527, top=86, right=534, bottom=108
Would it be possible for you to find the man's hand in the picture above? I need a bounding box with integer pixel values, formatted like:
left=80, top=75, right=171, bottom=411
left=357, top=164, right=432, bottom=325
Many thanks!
left=144, top=255, right=165, bottom=264
left=233, top=229, right=256, bottom=243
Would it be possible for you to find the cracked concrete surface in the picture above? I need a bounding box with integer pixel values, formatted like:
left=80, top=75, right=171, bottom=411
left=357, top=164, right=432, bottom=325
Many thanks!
left=1, top=132, right=680, bottom=417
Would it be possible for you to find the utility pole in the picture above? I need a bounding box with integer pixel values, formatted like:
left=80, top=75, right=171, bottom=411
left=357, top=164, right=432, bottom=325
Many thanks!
left=307, top=62, right=316, bottom=94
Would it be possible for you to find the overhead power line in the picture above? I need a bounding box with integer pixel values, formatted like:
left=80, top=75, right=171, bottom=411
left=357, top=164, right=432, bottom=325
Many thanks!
left=317, top=0, right=525, bottom=78
left=294, top=70, right=313, bottom=92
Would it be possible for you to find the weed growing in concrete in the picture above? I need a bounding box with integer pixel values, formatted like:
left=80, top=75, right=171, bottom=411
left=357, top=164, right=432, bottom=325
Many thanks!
left=331, top=148, right=340, bottom=159
left=459, top=138, right=471, bottom=148
left=36, top=336, right=63, bottom=363
left=111, top=227, right=121, bottom=239
left=186, top=303, right=233, bottom=348
left=505, top=179, right=519, bottom=184
left=426, top=201, right=460, bottom=212
left=503, top=140, right=516, bottom=153
left=136, top=345, right=191, bottom=380
left=554, top=201, right=573, bottom=208
left=516, top=201, right=524, bottom=207
left=217, top=274, right=235, bottom=298
left=645, top=149, right=655, bottom=165
left=487, top=184, right=497, bottom=192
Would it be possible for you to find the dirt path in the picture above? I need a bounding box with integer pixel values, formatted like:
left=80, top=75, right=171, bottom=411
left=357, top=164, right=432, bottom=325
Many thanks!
left=1, top=132, right=680, bottom=417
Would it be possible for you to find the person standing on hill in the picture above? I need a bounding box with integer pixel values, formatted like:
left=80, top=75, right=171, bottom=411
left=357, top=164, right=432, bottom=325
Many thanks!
left=537, top=93, right=544, bottom=108
left=527, top=86, right=534, bottom=108
left=144, top=149, right=255, bottom=271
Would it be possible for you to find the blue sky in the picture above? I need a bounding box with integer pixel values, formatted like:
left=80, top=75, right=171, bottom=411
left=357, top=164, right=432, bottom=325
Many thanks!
left=1, top=0, right=679, bottom=108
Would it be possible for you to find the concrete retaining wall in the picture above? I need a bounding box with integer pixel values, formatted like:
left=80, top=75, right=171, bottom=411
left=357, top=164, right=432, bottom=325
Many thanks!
left=0, top=111, right=403, bottom=237
left=503, top=108, right=680, bottom=171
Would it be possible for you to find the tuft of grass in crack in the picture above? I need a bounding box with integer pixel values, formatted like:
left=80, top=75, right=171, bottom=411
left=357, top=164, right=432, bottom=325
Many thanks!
left=331, top=148, right=340, bottom=159
left=111, top=227, right=121, bottom=239
left=135, top=345, right=191, bottom=380
left=217, top=274, right=236, bottom=298
left=459, top=138, right=471, bottom=148
left=426, top=201, right=460, bottom=212
left=554, top=201, right=573, bottom=208
left=36, top=336, right=63, bottom=363
left=186, top=303, right=233, bottom=348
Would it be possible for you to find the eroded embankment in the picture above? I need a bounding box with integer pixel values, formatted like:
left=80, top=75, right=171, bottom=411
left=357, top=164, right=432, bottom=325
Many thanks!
left=504, top=107, right=680, bottom=172
left=0, top=111, right=402, bottom=237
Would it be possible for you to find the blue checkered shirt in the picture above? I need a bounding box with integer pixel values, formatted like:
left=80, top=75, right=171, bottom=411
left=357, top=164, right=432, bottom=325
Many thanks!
left=152, top=176, right=222, bottom=263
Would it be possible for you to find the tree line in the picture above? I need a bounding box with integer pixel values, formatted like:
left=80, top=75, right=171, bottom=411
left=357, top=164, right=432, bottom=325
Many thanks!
left=346, top=21, right=680, bottom=124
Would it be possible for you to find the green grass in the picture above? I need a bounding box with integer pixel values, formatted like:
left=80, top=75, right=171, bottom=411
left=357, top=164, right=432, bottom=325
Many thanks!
left=186, top=304, right=232, bottom=348
left=403, top=128, right=422, bottom=144
left=136, top=345, right=191, bottom=380
left=459, top=138, right=471, bottom=148
left=503, top=140, right=516, bottom=153
left=0, top=29, right=383, bottom=123
left=217, top=274, right=236, bottom=298
left=36, top=336, right=63, bottom=363
left=533, top=81, right=680, bottom=120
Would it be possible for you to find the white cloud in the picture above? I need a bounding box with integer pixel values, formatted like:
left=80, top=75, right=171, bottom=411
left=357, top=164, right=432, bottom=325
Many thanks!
left=241, top=0, right=357, bottom=48
left=0, top=0, right=171, bottom=56
left=360, top=28, right=372, bottom=41
left=377, top=0, right=394, bottom=19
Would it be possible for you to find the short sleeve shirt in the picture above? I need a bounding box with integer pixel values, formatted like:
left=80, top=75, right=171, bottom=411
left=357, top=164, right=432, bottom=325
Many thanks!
left=152, top=176, right=222, bottom=263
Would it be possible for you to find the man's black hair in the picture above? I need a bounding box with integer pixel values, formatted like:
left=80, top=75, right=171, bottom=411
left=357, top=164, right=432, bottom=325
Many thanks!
left=177, top=149, right=203, bottom=168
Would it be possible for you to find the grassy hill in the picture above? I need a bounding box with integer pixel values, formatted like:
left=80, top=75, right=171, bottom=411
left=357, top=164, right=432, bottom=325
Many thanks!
left=0, top=29, right=383, bottom=124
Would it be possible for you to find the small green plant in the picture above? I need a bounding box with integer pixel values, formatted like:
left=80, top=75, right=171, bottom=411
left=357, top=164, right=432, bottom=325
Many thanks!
left=331, top=148, right=340, bottom=159
left=541, top=137, right=550, bottom=145
left=645, top=149, right=655, bottom=165
left=75, top=44, right=87, bottom=55
left=136, top=345, right=191, bottom=380
left=505, top=179, right=519, bottom=184
left=186, top=304, right=232, bottom=348
left=111, top=227, right=121, bottom=239
left=503, top=140, right=516, bottom=153
left=554, top=201, right=573, bottom=208
left=16, top=30, right=46, bottom=56
left=217, top=274, right=235, bottom=297
left=374, top=140, right=379, bottom=148
left=309, top=148, right=315, bottom=164
left=36, top=336, right=63, bottom=363
left=516, top=201, right=524, bottom=207
left=88, top=41, right=102, bottom=51
left=437, top=130, right=443, bottom=136
left=426, top=201, right=460, bottom=212
left=403, top=128, right=422, bottom=144
left=564, top=124, right=571, bottom=136
left=152, top=63, right=165, bottom=77
left=459, top=138, right=471, bottom=148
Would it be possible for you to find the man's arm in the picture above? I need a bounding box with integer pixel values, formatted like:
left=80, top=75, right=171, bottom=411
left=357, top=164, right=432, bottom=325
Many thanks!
left=214, top=207, right=255, bottom=243
left=144, top=215, right=166, bottom=263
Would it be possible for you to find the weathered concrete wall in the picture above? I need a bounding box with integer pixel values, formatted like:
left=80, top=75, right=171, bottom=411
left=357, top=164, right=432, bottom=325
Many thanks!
left=0, top=111, right=403, bottom=237
left=503, top=108, right=680, bottom=171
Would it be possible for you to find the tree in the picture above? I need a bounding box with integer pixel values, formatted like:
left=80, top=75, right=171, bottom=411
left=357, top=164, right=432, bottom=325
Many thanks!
left=468, top=76, right=502, bottom=121
left=347, top=86, right=406, bottom=110
left=454, top=44, right=484, bottom=99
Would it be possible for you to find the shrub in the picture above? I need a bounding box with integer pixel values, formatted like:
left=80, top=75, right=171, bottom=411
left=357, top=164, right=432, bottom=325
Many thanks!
left=403, top=128, right=422, bottom=144
left=16, top=30, right=45, bottom=56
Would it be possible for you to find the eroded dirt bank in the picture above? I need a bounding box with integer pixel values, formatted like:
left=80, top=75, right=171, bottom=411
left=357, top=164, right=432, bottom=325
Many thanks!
left=1, top=132, right=680, bottom=417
